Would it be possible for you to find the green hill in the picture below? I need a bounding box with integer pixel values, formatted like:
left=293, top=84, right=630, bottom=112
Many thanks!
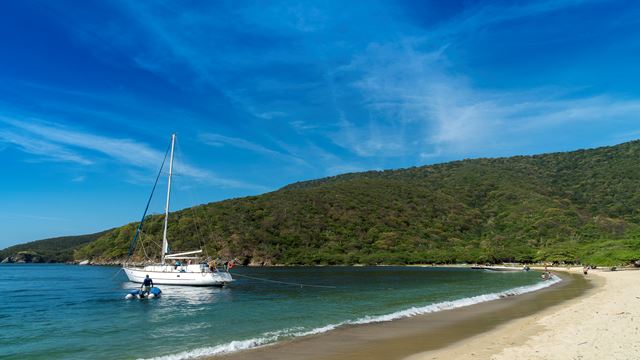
left=1, top=230, right=111, bottom=263
left=75, top=140, right=640, bottom=266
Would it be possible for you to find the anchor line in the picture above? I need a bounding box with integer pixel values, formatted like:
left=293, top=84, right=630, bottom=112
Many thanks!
left=231, top=273, right=337, bottom=289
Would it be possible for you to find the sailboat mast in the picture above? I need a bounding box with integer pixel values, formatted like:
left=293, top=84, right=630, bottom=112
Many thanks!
left=161, top=133, right=176, bottom=265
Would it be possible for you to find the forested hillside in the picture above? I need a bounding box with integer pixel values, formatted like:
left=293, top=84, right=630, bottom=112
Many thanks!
left=75, top=140, right=640, bottom=266
left=1, top=230, right=111, bottom=263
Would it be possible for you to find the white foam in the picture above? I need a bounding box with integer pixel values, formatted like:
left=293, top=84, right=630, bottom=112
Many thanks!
left=143, top=275, right=561, bottom=360
left=142, top=338, right=274, bottom=360
left=350, top=274, right=561, bottom=325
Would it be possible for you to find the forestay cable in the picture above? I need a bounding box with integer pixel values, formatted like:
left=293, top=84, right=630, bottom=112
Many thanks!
left=127, top=141, right=171, bottom=258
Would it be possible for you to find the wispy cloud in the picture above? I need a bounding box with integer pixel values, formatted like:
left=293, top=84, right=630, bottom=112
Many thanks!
left=300, top=141, right=367, bottom=177
left=1, top=81, right=199, bottom=135
left=289, top=120, right=322, bottom=132
left=199, top=132, right=308, bottom=166
left=0, top=116, right=263, bottom=189
left=0, top=128, right=92, bottom=165
left=72, top=1, right=348, bottom=122
left=1, top=116, right=164, bottom=167
left=429, top=0, right=600, bottom=37
left=611, top=129, right=640, bottom=144
left=14, top=0, right=638, bottom=176
left=200, top=133, right=280, bottom=155
left=333, top=39, right=640, bottom=159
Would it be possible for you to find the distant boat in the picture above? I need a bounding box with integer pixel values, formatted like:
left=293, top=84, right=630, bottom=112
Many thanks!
left=123, top=134, right=234, bottom=286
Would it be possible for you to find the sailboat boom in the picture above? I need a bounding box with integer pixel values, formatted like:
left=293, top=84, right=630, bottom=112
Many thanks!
left=165, top=250, right=203, bottom=258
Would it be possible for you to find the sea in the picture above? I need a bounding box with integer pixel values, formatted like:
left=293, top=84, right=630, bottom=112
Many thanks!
left=0, top=264, right=559, bottom=359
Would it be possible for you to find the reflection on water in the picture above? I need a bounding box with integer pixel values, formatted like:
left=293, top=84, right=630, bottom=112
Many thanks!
left=122, top=281, right=230, bottom=304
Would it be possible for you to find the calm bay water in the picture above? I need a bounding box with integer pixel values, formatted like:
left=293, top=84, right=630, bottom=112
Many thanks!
left=0, top=264, right=553, bottom=359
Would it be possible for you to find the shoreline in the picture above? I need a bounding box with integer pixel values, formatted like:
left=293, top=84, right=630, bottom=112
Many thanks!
left=409, top=267, right=639, bottom=360
left=210, top=269, right=588, bottom=360
left=13, top=263, right=634, bottom=359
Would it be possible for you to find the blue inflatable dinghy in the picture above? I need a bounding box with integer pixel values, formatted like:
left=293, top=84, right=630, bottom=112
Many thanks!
left=125, top=287, right=162, bottom=300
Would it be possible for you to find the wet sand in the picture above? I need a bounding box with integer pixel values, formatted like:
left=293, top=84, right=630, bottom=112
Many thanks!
left=213, top=271, right=589, bottom=360
left=410, top=267, right=640, bottom=360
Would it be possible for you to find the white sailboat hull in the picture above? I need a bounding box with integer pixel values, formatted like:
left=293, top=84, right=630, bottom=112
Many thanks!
left=124, top=264, right=234, bottom=286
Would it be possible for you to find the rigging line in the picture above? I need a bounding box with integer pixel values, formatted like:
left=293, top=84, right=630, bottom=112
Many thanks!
left=231, top=273, right=338, bottom=289
left=143, top=233, right=162, bottom=249
left=128, top=140, right=172, bottom=258
left=139, top=229, right=163, bottom=261
left=139, top=234, right=152, bottom=261
left=173, top=137, right=210, bottom=258
left=188, top=204, right=209, bottom=257
left=110, top=267, right=125, bottom=280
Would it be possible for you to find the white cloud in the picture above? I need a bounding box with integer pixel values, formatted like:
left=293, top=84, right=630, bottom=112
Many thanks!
left=430, top=0, right=600, bottom=38
left=289, top=120, right=321, bottom=132
left=0, top=129, right=92, bottom=165
left=331, top=39, right=640, bottom=159
left=200, top=133, right=279, bottom=155
left=199, top=132, right=308, bottom=166
left=2, top=116, right=165, bottom=167
left=0, top=116, right=263, bottom=189
left=26, top=0, right=634, bottom=174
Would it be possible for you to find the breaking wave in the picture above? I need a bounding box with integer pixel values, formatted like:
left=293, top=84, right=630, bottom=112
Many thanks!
left=144, top=275, right=561, bottom=360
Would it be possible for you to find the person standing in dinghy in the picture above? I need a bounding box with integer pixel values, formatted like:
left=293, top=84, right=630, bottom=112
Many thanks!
left=141, top=275, right=153, bottom=295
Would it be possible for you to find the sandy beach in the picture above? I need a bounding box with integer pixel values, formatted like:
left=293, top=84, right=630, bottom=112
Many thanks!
left=212, top=267, right=639, bottom=360
left=408, top=267, right=640, bottom=360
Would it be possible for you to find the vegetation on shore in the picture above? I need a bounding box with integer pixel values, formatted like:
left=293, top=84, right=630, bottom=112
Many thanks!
left=69, top=141, right=640, bottom=267
left=0, top=231, right=110, bottom=263
left=4, top=142, right=640, bottom=266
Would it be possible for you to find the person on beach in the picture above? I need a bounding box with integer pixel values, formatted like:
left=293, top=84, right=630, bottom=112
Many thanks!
left=141, top=274, right=153, bottom=294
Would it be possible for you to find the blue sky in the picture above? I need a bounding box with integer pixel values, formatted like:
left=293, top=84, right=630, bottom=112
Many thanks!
left=1, top=0, right=640, bottom=247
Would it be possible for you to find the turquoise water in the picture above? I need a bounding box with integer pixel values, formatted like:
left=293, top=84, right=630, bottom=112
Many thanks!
left=0, top=264, right=554, bottom=359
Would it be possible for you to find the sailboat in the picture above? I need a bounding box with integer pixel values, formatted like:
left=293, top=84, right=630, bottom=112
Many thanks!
left=123, top=134, right=234, bottom=286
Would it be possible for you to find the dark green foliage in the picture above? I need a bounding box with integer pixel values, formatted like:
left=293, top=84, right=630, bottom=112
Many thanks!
left=0, top=230, right=111, bottom=263
left=77, top=140, right=640, bottom=266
